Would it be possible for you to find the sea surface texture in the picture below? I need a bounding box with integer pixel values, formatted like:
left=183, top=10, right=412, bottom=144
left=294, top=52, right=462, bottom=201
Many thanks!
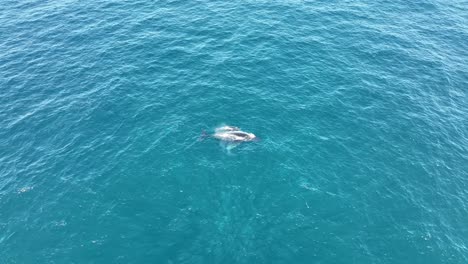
left=1, top=0, right=468, bottom=263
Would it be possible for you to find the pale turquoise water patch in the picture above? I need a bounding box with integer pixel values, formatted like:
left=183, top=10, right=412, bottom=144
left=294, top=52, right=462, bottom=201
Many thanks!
left=1, top=0, right=468, bottom=263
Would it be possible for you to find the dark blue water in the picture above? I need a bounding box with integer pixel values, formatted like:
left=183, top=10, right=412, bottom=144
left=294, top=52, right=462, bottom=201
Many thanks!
left=1, top=0, right=468, bottom=263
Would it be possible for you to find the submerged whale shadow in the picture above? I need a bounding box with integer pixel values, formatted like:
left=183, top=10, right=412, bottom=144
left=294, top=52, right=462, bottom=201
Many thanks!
left=219, top=141, right=241, bottom=155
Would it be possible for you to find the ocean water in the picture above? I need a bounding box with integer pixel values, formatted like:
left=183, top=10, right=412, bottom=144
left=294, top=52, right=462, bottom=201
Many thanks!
left=1, top=0, right=468, bottom=263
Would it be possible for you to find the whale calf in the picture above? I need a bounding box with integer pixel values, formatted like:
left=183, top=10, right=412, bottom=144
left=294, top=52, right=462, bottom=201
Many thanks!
left=215, top=125, right=240, bottom=132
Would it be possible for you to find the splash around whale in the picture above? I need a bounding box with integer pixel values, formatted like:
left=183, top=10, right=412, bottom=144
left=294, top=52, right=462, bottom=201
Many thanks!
left=201, top=126, right=259, bottom=142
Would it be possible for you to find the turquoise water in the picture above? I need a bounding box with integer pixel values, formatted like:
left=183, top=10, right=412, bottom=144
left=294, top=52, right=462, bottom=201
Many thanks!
left=1, top=0, right=468, bottom=263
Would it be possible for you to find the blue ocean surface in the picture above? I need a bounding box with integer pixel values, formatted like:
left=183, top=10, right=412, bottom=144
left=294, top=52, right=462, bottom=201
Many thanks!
left=1, top=0, right=468, bottom=263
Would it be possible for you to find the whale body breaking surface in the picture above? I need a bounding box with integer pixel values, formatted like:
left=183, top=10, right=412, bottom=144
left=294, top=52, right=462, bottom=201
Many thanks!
left=209, top=126, right=258, bottom=142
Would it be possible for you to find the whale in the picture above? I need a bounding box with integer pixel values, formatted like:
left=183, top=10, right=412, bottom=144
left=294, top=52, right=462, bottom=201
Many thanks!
left=201, top=126, right=259, bottom=142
